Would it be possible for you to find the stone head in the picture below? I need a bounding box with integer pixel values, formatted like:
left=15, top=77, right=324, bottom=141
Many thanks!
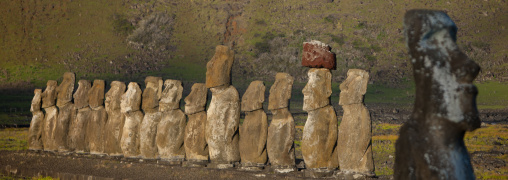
left=184, top=83, right=207, bottom=114
left=159, top=79, right=183, bottom=111
left=241, top=80, right=265, bottom=112
left=41, top=80, right=58, bottom=108
left=73, top=80, right=91, bottom=109
left=205, top=45, right=234, bottom=88
left=30, top=89, right=42, bottom=112
left=268, top=73, right=294, bottom=110
left=121, top=82, right=142, bottom=113
left=56, top=72, right=75, bottom=107
left=302, top=68, right=332, bottom=111
left=142, top=76, right=163, bottom=110
left=338, top=69, right=369, bottom=106
left=105, top=81, right=126, bottom=112
left=88, top=80, right=105, bottom=108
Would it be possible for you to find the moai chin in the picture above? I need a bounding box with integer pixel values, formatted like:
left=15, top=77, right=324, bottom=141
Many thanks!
left=140, top=76, right=163, bottom=159
left=87, top=80, right=107, bottom=155
left=239, top=81, right=268, bottom=171
left=41, top=80, right=58, bottom=151
left=68, top=80, right=92, bottom=153
left=104, top=81, right=126, bottom=156
left=337, top=69, right=375, bottom=177
left=266, top=73, right=296, bottom=173
left=120, top=82, right=143, bottom=158
left=28, top=89, right=44, bottom=150
left=54, top=72, right=76, bottom=153
left=156, top=79, right=186, bottom=163
left=394, top=10, right=481, bottom=180
left=183, top=83, right=209, bottom=167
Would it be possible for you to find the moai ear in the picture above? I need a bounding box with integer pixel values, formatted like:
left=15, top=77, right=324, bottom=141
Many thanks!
left=257, top=82, right=266, bottom=105
left=157, top=79, right=163, bottom=100
left=325, top=70, right=333, bottom=97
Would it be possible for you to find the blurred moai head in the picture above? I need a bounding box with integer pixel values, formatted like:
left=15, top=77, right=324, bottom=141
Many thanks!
left=404, top=9, right=480, bottom=129
left=184, top=83, right=208, bottom=115
left=302, top=68, right=332, bottom=111
left=73, top=80, right=92, bottom=109
left=268, top=73, right=294, bottom=110
left=121, top=82, right=142, bottom=113
left=159, top=79, right=183, bottom=111
left=56, top=72, right=76, bottom=107
left=142, top=76, right=163, bottom=111
left=105, top=81, right=126, bottom=112
left=338, top=69, right=369, bottom=106
left=41, top=80, right=58, bottom=108
left=31, top=89, right=43, bottom=112
left=206, top=45, right=234, bottom=88
left=88, top=80, right=105, bottom=108
left=241, top=81, right=265, bottom=112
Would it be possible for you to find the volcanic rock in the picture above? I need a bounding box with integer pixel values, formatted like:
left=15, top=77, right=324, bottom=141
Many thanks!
left=28, top=89, right=44, bottom=150
left=68, top=107, right=91, bottom=153
left=268, top=73, right=294, bottom=110
left=88, top=80, right=105, bottom=109
left=184, top=111, right=208, bottom=163
left=73, top=80, right=91, bottom=109
left=241, top=81, right=265, bottom=112
left=338, top=69, right=369, bottom=106
left=239, top=109, right=268, bottom=169
left=184, top=83, right=207, bottom=115
left=121, top=83, right=142, bottom=113
left=54, top=103, right=75, bottom=152
left=267, top=108, right=296, bottom=172
left=302, top=68, right=332, bottom=111
left=159, top=79, right=183, bottom=112
left=302, top=40, right=336, bottom=70
left=42, top=106, right=58, bottom=151
left=41, top=80, right=58, bottom=108
left=157, top=109, right=186, bottom=161
left=205, top=45, right=234, bottom=88
left=141, top=76, right=163, bottom=111
left=140, top=111, right=161, bottom=159
left=56, top=72, right=75, bottom=107
left=104, top=81, right=126, bottom=156
left=120, top=83, right=143, bottom=158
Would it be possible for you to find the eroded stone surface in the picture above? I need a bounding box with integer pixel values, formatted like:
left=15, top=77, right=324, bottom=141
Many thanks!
left=41, top=80, right=58, bottom=108
left=104, top=81, right=126, bottom=156
left=68, top=107, right=91, bottom=153
left=42, top=106, right=58, bottom=151
left=54, top=103, right=75, bottom=152
left=73, top=80, right=91, bottom=109
left=205, top=45, right=234, bottom=88
left=338, top=104, right=374, bottom=175
left=302, top=40, right=336, bottom=70
left=28, top=89, right=44, bottom=150
left=88, top=80, right=105, bottom=109
left=121, top=83, right=142, bottom=113
left=268, top=73, right=294, bottom=110
left=184, top=83, right=207, bottom=115
left=121, top=111, right=144, bottom=158
left=56, top=72, right=75, bottom=107
left=206, top=85, right=241, bottom=164
left=267, top=108, right=295, bottom=170
left=394, top=10, right=481, bottom=180
left=184, top=111, right=208, bottom=161
left=241, top=81, right=265, bottom=112
left=302, top=68, right=332, bottom=111
left=159, top=79, right=183, bottom=112
left=157, top=109, right=186, bottom=161
left=87, top=106, right=107, bottom=155
left=338, top=69, right=369, bottom=106
left=142, top=76, right=163, bottom=111
left=140, top=111, right=162, bottom=159
left=302, top=105, right=338, bottom=169
left=30, top=89, right=42, bottom=113
left=239, top=109, right=268, bottom=166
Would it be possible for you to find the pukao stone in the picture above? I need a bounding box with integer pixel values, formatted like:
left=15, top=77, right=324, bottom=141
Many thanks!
left=205, top=45, right=234, bottom=88
left=301, top=40, right=336, bottom=70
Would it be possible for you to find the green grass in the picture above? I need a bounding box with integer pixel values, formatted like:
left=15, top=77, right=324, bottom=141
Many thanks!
left=0, top=128, right=28, bottom=151
left=475, top=81, right=508, bottom=110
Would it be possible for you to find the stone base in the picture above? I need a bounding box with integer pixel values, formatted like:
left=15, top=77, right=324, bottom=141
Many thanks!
left=240, top=162, right=264, bottom=171
left=208, top=162, right=236, bottom=169
left=182, top=159, right=208, bottom=167
left=304, top=168, right=336, bottom=178
left=334, top=170, right=376, bottom=179
left=271, top=165, right=297, bottom=173
left=159, top=158, right=183, bottom=165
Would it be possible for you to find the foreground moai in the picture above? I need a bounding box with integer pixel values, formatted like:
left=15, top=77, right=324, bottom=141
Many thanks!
left=41, top=80, right=58, bottom=151
left=267, top=72, right=296, bottom=173
left=68, top=80, right=92, bottom=153
left=156, top=79, right=186, bottom=163
left=28, top=89, right=44, bottom=150
left=239, top=81, right=268, bottom=171
left=139, top=76, right=163, bottom=159
left=394, top=10, right=481, bottom=180
left=337, top=69, right=375, bottom=177
left=301, top=40, right=338, bottom=178
left=104, top=81, right=126, bottom=156
left=120, top=82, right=143, bottom=158
left=54, top=72, right=76, bottom=152
left=205, top=45, right=241, bottom=168
left=87, top=80, right=107, bottom=155
left=183, top=83, right=208, bottom=167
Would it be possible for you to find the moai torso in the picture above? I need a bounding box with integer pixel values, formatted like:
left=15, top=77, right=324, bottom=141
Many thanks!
left=68, top=80, right=91, bottom=153
left=139, top=76, right=163, bottom=159
left=54, top=72, right=75, bottom=152
left=183, top=83, right=208, bottom=165
left=28, top=89, right=44, bottom=150
left=87, top=80, right=107, bottom=155
left=104, top=81, right=126, bottom=156
left=120, top=82, right=143, bottom=158
left=41, top=80, right=58, bottom=151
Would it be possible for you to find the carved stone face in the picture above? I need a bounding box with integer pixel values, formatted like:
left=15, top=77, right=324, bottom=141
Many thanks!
left=159, top=79, right=183, bottom=111
left=121, top=82, right=142, bottom=113
left=184, top=83, right=207, bottom=115
left=56, top=72, right=75, bottom=107
left=41, top=80, right=58, bottom=108
left=105, top=81, right=126, bottom=112
left=302, top=68, right=331, bottom=111
left=205, top=45, right=234, bottom=88
left=268, top=73, right=294, bottom=110
left=338, top=69, right=369, bottom=106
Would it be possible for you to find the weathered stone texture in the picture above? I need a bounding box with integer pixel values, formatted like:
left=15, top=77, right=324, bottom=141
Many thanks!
left=142, top=76, right=163, bottom=111
left=302, top=40, right=336, bottom=70
left=68, top=107, right=91, bottom=153
left=184, top=111, right=208, bottom=161
left=121, top=83, right=142, bottom=113
left=301, top=105, right=339, bottom=169
left=267, top=108, right=296, bottom=170
left=54, top=103, right=75, bottom=152
left=28, top=89, right=44, bottom=150
left=338, top=69, right=369, bottom=106
left=184, top=83, right=207, bottom=115
left=56, top=72, right=75, bottom=107
left=104, top=81, right=126, bottom=156
left=394, top=10, right=481, bottom=180
left=241, top=81, right=265, bottom=112
left=30, top=89, right=42, bottom=113
left=73, top=80, right=91, bottom=109
left=159, top=80, right=183, bottom=112
left=268, top=73, right=294, bottom=110
left=157, top=109, right=186, bottom=160
left=88, top=80, right=105, bottom=109
left=302, top=68, right=332, bottom=111
left=140, top=111, right=162, bottom=159
left=205, top=45, right=234, bottom=88
left=42, top=106, right=58, bottom=151
left=206, top=85, right=241, bottom=164
left=239, top=109, right=268, bottom=166
left=120, top=83, right=143, bottom=158
left=41, top=80, right=58, bottom=108
left=87, top=106, right=107, bottom=155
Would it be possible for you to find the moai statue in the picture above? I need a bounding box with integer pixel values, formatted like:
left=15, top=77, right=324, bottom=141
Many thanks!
left=156, top=79, right=186, bottom=164
left=183, top=83, right=208, bottom=167
left=41, top=80, right=58, bottom=151
left=266, top=73, right=296, bottom=173
left=104, top=81, right=126, bottom=156
left=28, top=89, right=44, bottom=150
left=68, top=80, right=92, bottom=153
left=239, top=81, right=268, bottom=171
left=120, top=82, right=144, bottom=158
left=87, top=80, right=107, bottom=155
left=394, top=10, right=481, bottom=180
left=301, top=40, right=338, bottom=178
left=205, top=45, right=241, bottom=168
left=54, top=72, right=76, bottom=153
left=139, top=76, right=163, bottom=159
left=337, top=69, right=375, bottom=177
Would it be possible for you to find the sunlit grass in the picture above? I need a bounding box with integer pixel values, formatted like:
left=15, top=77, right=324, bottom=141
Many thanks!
left=0, top=128, right=29, bottom=151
